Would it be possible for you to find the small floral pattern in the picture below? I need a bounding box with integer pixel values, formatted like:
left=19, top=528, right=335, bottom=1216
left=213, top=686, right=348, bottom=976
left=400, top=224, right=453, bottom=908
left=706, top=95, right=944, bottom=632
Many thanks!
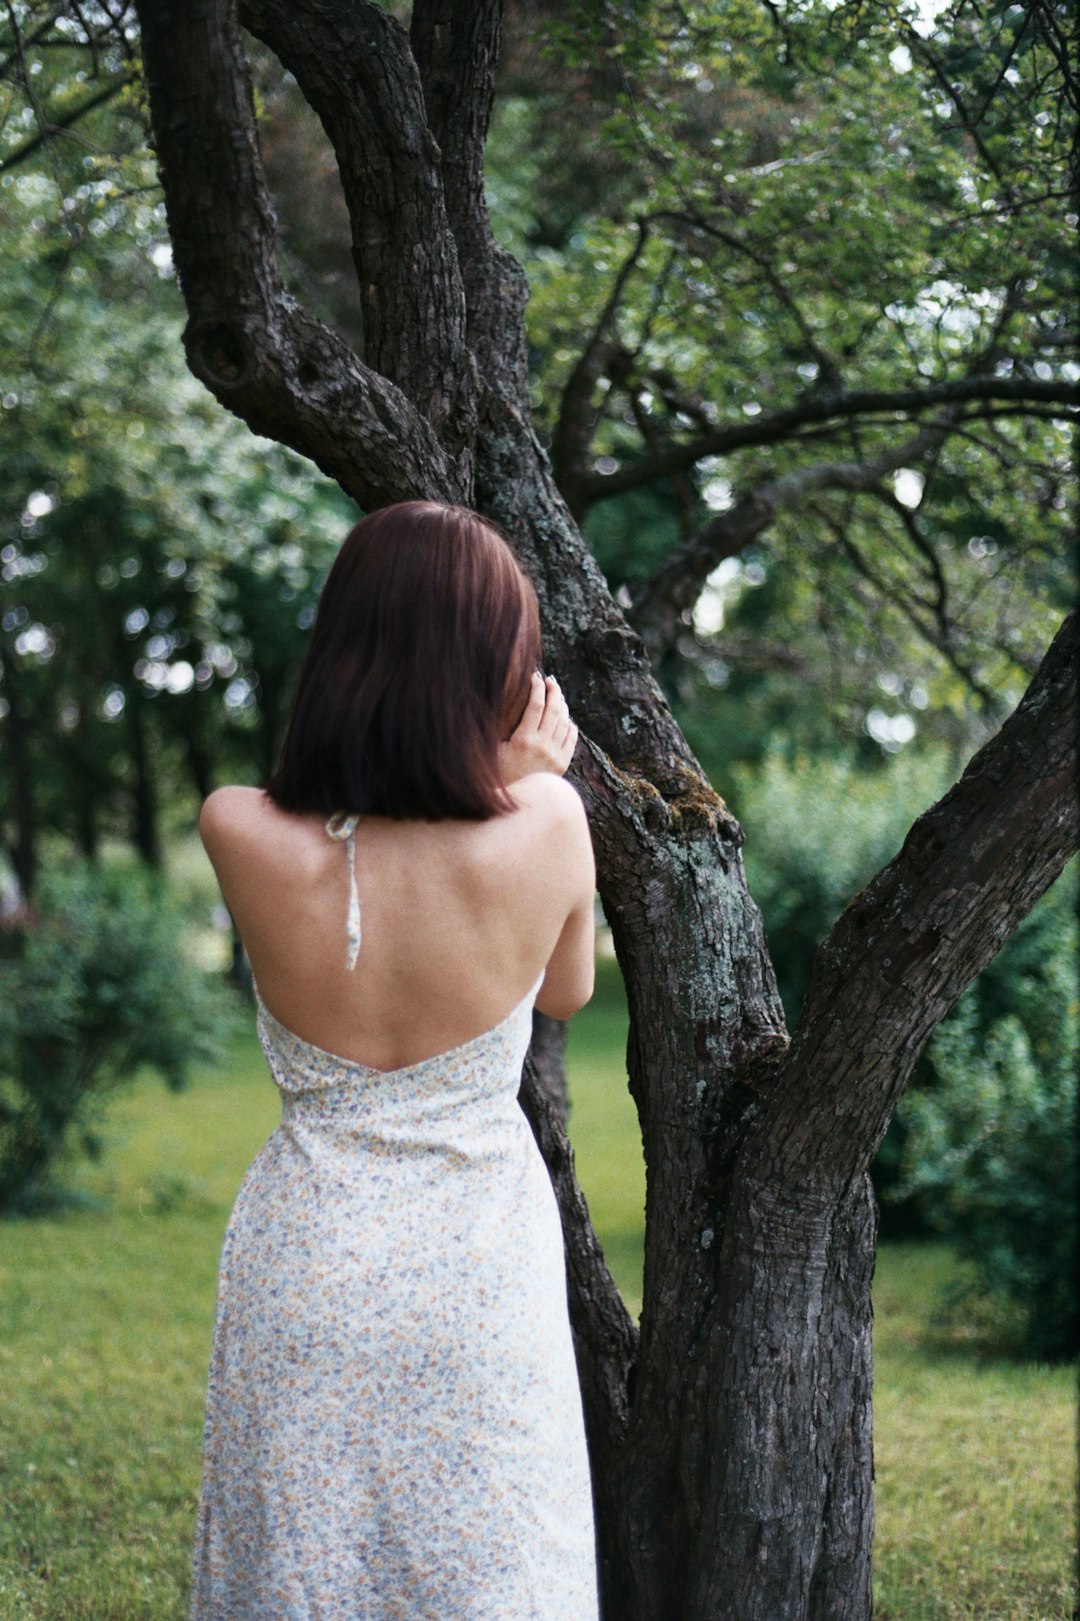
left=190, top=978, right=599, bottom=1620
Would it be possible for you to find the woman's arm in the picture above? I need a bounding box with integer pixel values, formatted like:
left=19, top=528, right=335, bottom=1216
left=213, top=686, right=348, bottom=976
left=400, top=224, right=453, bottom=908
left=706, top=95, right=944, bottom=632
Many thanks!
left=524, top=774, right=596, bottom=1020
left=535, top=884, right=595, bottom=1019
left=500, top=675, right=595, bottom=1018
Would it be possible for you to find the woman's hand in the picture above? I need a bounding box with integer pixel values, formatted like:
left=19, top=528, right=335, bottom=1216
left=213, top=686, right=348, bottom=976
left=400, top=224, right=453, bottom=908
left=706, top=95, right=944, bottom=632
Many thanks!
left=500, top=673, right=578, bottom=783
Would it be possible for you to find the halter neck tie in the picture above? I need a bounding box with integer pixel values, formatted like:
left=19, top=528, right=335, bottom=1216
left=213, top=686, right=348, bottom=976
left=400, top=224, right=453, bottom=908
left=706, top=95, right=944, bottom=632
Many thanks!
left=325, top=812, right=361, bottom=971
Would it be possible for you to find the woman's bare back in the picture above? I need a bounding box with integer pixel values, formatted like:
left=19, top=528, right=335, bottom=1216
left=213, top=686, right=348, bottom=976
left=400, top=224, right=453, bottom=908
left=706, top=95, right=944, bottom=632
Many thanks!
left=199, top=774, right=594, bottom=1072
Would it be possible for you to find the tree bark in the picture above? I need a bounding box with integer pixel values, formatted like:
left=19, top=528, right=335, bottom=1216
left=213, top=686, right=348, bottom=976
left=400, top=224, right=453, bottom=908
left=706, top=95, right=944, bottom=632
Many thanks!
left=137, top=0, right=464, bottom=511
left=130, top=3, right=1080, bottom=1614
left=529, top=1010, right=570, bottom=1131
left=673, top=612, right=1077, bottom=1619
left=239, top=0, right=478, bottom=465
left=519, top=1052, right=639, bottom=1611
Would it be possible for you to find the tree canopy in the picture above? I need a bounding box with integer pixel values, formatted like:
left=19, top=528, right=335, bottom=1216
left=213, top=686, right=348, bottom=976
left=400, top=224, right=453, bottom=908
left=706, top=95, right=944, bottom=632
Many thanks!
left=1, top=0, right=1074, bottom=820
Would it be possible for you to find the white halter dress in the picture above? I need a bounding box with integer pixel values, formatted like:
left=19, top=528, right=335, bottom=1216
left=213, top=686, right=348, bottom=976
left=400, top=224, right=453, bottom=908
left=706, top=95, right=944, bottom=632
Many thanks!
left=189, top=815, right=599, bottom=1619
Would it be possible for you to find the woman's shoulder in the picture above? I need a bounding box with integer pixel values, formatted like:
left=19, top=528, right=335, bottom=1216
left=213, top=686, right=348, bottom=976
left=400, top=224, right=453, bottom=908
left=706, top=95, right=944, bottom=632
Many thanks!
left=503, top=775, right=593, bottom=883
left=198, top=784, right=269, bottom=844
left=507, top=772, right=588, bottom=827
left=198, top=786, right=322, bottom=873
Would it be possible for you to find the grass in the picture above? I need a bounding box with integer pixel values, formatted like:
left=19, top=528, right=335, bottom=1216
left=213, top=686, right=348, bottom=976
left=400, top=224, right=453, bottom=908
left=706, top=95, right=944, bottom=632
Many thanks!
left=0, top=960, right=1074, bottom=1619
left=872, top=1245, right=1077, bottom=1621
left=564, top=956, right=646, bottom=1314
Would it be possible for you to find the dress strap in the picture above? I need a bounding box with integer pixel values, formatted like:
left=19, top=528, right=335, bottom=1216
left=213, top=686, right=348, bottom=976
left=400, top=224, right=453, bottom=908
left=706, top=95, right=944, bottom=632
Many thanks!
left=325, top=812, right=361, bottom=971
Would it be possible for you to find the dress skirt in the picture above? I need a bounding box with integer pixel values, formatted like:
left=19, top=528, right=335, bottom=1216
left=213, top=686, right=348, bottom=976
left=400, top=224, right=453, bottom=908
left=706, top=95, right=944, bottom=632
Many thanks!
left=189, top=980, right=599, bottom=1620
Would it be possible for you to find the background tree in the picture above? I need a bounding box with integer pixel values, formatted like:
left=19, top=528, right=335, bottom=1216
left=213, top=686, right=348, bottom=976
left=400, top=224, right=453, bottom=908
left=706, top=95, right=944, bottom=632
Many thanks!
left=1, top=1, right=1076, bottom=1616
left=0, top=113, right=353, bottom=887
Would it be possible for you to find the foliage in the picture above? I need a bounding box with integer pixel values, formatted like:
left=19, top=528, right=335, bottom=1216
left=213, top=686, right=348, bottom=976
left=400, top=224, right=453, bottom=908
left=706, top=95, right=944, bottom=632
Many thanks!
left=890, top=864, right=1079, bottom=1360
left=731, top=744, right=954, bottom=1018
left=0, top=23, right=354, bottom=886
left=490, top=0, right=1076, bottom=751
left=0, top=861, right=233, bottom=1211
left=2, top=2, right=1074, bottom=883
left=730, top=745, right=950, bottom=1233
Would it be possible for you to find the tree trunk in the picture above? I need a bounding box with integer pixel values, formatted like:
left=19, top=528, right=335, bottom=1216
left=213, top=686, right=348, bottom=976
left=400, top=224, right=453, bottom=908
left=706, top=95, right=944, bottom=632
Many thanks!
left=183, top=716, right=217, bottom=805
left=72, top=786, right=99, bottom=862
left=127, top=697, right=162, bottom=868
left=130, top=3, right=1080, bottom=1614
left=0, top=641, right=38, bottom=901
left=58, top=727, right=104, bottom=861
left=529, top=1011, right=570, bottom=1130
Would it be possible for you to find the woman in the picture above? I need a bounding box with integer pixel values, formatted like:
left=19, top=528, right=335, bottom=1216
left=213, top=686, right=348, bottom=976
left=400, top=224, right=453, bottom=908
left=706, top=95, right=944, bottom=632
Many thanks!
left=192, top=501, right=599, bottom=1619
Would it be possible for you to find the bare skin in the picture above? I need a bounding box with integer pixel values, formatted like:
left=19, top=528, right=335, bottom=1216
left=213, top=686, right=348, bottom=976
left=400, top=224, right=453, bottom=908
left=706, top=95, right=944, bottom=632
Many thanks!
left=200, top=674, right=595, bottom=1071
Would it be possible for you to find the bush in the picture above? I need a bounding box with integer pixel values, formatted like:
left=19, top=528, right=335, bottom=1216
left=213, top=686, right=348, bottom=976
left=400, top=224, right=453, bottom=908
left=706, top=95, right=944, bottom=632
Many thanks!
left=0, top=861, right=233, bottom=1212
left=732, top=745, right=953, bottom=1234
left=732, top=745, right=954, bottom=1020
left=890, top=867, right=1078, bottom=1361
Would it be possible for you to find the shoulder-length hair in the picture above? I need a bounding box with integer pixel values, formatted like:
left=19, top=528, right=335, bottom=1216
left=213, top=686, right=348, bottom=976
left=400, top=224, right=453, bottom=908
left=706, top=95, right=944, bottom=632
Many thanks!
left=265, top=501, right=542, bottom=820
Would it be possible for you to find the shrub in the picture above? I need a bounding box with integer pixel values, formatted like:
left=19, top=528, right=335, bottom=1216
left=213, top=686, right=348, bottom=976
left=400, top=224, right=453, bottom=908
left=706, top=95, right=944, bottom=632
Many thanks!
left=890, top=867, right=1078, bottom=1361
left=732, top=746, right=953, bottom=1234
left=0, top=861, right=233, bottom=1212
left=732, top=745, right=954, bottom=1020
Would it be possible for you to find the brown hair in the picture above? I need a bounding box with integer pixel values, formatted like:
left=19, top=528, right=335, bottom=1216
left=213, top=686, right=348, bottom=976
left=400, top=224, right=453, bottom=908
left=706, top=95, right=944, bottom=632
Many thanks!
left=265, top=501, right=541, bottom=820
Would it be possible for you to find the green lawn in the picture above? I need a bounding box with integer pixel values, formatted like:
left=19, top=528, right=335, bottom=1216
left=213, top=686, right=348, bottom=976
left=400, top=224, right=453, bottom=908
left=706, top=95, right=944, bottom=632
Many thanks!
left=0, top=962, right=1074, bottom=1619
left=871, top=1243, right=1076, bottom=1621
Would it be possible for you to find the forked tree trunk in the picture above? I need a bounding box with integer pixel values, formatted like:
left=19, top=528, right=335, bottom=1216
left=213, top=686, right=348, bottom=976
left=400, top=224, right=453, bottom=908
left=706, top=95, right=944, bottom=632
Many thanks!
left=131, top=2, right=1079, bottom=1614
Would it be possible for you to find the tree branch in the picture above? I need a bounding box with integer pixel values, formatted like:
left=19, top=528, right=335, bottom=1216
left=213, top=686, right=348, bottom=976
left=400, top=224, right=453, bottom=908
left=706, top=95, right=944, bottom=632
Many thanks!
left=0, top=8, right=63, bottom=83
left=647, top=206, right=841, bottom=388
left=823, top=508, right=1001, bottom=713
left=868, top=485, right=951, bottom=621
left=408, top=0, right=528, bottom=396
left=578, top=376, right=1080, bottom=505
left=552, top=219, right=649, bottom=517
left=409, top=0, right=499, bottom=264
left=134, top=0, right=462, bottom=509
left=0, top=72, right=134, bottom=175
left=628, top=386, right=701, bottom=539
left=1030, top=0, right=1079, bottom=114
left=520, top=1031, right=655, bottom=1605
left=751, top=607, right=1079, bottom=1199
left=3, top=0, right=69, bottom=198
left=239, top=0, right=475, bottom=461
left=628, top=423, right=949, bottom=659
left=518, top=1053, right=638, bottom=1536
left=904, top=25, right=1016, bottom=202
